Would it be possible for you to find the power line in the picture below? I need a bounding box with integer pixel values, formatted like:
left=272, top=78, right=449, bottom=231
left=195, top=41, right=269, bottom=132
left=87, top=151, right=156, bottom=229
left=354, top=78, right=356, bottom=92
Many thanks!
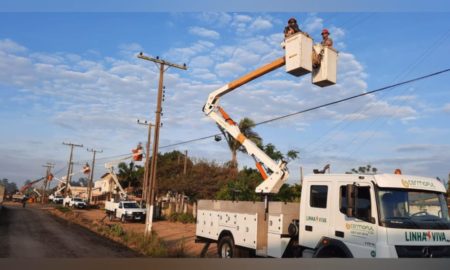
left=256, top=69, right=449, bottom=125
left=160, top=68, right=450, bottom=149
left=302, top=29, right=450, bottom=157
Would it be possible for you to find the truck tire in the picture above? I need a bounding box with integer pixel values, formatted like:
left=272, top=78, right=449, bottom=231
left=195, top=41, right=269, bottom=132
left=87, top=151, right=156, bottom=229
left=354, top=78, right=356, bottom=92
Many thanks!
left=218, top=236, right=235, bottom=258
left=121, top=215, right=126, bottom=223
left=108, top=213, right=114, bottom=221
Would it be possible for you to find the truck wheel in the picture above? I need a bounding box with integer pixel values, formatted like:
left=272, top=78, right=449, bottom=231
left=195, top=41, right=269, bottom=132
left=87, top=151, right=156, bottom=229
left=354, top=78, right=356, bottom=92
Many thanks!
left=108, top=213, right=114, bottom=221
left=121, top=215, right=126, bottom=223
left=218, top=236, right=235, bottom=258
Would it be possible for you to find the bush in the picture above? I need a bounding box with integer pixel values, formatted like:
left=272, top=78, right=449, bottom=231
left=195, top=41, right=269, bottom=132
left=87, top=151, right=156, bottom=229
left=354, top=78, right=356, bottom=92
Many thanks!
left=167, top=212, right=195, bottom=224
left=110, top=224, right=125, bottom=237
left=169, top=237, right=187, bottom=257
left=177, top=213, right=195, bottom=224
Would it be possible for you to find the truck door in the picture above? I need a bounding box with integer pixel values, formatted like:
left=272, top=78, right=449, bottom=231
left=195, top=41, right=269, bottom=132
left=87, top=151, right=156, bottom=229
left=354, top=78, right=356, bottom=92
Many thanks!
left=300, top=182, right=331, bottom=248
left=333, top=182, right=378, bottom=258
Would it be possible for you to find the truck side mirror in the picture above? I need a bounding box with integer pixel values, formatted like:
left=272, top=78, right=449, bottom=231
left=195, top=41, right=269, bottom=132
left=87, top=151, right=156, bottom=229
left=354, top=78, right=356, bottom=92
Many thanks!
left=346, top=184, right=356, bottom=217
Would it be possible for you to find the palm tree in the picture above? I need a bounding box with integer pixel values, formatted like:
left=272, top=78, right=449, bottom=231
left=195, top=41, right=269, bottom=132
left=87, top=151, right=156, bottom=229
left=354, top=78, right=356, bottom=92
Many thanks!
left=217, top=117, right=262, bottom=170
left=117, top=162, right=141, bottom=190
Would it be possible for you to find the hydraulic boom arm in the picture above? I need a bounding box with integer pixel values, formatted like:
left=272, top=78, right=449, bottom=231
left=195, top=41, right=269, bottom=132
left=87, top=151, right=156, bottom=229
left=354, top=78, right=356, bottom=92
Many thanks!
left=203, top=57, right=289, bottom=194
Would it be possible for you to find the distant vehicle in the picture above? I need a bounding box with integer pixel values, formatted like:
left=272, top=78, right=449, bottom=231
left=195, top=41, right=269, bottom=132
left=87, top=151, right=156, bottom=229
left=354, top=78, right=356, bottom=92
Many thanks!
left=105, top=199, right=146, bottom=223
left=63, top=197, right=87, bottom=209
left=12, top=193, right=26, bottom=202
left=51, top=195, right=64, bottom=204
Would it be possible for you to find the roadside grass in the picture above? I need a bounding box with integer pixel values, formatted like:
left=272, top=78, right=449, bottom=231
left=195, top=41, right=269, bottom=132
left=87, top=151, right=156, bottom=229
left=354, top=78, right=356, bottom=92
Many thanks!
left=55, top=205, right=71, bottom=213
left=168, top=237, right=188, bottom=257
left=168, top=212, right=195, bottom=224
left=49, top=207, right=188, bottom=257
left=93, top=222, right=169, bottom=257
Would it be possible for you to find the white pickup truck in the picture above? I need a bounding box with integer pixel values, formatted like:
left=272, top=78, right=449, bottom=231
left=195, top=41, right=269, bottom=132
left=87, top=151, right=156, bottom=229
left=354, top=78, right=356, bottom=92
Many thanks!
left=105, top=199, right=146, bottom=223
left=63, top=197, right=87, bottom=209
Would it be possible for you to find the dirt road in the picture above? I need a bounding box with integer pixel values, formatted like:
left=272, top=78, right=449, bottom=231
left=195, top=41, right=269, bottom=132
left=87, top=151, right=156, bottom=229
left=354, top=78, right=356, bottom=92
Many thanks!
left=0, top=204, right=140, bottom=258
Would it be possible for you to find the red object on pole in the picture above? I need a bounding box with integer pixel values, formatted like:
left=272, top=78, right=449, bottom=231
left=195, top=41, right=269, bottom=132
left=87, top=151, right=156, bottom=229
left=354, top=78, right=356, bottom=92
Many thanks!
left=132, top=143, right=143, bottom=161
left=83, top=163, right=91, bottom=175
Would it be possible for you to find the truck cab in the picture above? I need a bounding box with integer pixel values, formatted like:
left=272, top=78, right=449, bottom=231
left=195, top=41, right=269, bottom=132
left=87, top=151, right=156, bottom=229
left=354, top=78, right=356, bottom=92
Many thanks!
left=299, top=173, right=450, bottom=258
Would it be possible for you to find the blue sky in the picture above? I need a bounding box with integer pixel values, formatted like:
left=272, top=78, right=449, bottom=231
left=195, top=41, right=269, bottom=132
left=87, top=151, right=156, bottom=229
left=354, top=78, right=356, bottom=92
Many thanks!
left=0, top=12, right=449, bottom=188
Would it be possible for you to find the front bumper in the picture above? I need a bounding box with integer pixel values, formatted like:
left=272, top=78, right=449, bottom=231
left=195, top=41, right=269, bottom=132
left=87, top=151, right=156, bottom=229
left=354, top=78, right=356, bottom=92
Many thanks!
left=124, top=212, right=146, bottom=221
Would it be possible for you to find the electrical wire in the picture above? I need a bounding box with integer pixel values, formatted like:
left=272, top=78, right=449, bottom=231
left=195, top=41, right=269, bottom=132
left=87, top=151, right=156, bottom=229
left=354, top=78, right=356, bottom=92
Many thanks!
left=159, top=69, right=449, bottom=149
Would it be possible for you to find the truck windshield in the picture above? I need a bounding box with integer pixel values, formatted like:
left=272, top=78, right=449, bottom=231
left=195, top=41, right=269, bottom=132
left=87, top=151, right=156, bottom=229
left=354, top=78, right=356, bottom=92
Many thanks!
left=123, top=203, right=140, bottom=209
left=378, top=189, right=450, bottom=229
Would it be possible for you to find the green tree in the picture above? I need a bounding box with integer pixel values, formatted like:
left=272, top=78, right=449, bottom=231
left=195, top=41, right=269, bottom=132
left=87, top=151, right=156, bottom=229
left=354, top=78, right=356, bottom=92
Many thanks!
left=216, top=167, right=262, bottom=201
left=273, top=183, right=302, bottom=202
left=217, top=117, right=262, bottom=169
left=1, top=178, right=18, bottom=195
left=117, top=162, right=143, bottom=189
left=262, top=143, right=299, bottom=163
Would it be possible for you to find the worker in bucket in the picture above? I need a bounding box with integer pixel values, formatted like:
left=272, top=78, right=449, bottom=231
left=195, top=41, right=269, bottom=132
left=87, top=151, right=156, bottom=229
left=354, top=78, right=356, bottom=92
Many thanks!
left=313, top=28, right=334, bottom=69
left=284, top=17, right=302, bottom=38
left=320, top=29, right=333, bottom=47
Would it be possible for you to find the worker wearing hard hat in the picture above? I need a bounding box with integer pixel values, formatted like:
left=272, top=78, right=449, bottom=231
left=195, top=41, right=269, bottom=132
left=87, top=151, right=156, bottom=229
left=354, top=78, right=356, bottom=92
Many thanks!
left=284, top=17, right=302, bottom=38
left=320, top=29, right=333, bottom=47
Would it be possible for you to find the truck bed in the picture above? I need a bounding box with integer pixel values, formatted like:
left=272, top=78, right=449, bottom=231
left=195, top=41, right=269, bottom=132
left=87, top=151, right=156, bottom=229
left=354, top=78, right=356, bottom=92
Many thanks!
left=196, top=200, right=299, bottom=257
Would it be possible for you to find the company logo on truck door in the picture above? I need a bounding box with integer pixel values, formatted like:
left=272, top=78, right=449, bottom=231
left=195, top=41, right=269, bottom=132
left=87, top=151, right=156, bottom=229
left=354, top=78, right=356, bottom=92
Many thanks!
left=401, top=179, right=435, bottom=189
left=405, top=231, right=449, bottom=242
left=306, top=216, right=327, bottom=223
left=345, top=223, right=375, bottom=237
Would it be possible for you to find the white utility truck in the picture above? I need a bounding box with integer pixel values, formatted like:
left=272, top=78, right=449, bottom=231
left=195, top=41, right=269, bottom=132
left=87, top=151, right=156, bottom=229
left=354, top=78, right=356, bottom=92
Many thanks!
left=196, top=32, right=450, bottom=258
left=105, top=199, right=146, bottom=223
left=63, top=197, right=87, bottom=209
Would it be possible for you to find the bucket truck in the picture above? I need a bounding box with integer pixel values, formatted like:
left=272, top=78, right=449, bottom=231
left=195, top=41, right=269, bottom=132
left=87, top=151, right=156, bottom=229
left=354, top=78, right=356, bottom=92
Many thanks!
left=195, top=32, right=450, bottom=258
left=104, top=146, right=146, bottom=223
left=12, top=177, right=45, bottom=202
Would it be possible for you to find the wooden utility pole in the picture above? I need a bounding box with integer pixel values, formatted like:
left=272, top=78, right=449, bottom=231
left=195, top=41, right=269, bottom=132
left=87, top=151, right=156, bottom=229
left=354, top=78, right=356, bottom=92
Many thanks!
left=87, top=148, right=102, bottom=205
left=138, top=52, right=187, bottom=236
left=183, top=150, right=188, bottom=175
left=41, top=163, right=54, bottom=204
left=137, top=119, right=154, bottom=203
left=62, top=142, right=83, bottom=197
left=300, top=166, right=304, bottom=184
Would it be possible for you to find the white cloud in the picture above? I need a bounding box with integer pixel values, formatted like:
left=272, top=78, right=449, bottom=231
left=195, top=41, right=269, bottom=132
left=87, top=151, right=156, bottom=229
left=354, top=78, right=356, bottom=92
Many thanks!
left=164, top=40, right=215, bottom=63
left=0, top=39, right=27, bottom=53
left=390, top=95, right=417, bottom=102
left=215, top=62, right=246, bottom=78
left=250, top=17, right=273, bottom=31
left=303, top=16, right=323, bottom=33
left=197, top=12, right=232, bottom=27
left=443, top=103, right=450, bottom=112
left=189, top=26, right=220, bottom=40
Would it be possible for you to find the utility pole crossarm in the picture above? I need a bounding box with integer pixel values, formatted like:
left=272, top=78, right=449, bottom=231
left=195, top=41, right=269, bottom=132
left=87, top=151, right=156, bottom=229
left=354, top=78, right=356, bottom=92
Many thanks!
left=137, top=53, right=188, bottom=70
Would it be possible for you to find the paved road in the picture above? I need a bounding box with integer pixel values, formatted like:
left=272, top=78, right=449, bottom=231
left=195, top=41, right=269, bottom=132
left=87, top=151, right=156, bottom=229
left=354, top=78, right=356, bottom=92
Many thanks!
left=0, top=204, right=140, bottom=258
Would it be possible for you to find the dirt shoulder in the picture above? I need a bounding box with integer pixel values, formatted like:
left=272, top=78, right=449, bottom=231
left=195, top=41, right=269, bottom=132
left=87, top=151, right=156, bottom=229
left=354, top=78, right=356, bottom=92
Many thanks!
left=45, top=204, right=217, bottom=258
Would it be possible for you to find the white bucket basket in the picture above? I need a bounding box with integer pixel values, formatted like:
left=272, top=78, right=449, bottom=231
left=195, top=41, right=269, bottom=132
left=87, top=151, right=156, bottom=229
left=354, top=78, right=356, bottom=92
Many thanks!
left=285, top=33, right=313, bottom=77
left=312, top=44, right=338, bottom=87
